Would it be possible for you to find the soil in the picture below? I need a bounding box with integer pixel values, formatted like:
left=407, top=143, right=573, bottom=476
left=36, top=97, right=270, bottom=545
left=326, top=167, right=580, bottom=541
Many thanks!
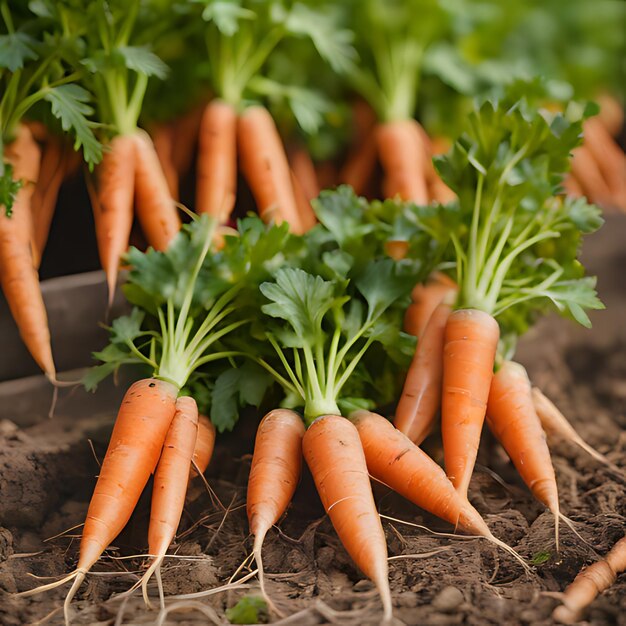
left=1, top=238, right=625, bottom=625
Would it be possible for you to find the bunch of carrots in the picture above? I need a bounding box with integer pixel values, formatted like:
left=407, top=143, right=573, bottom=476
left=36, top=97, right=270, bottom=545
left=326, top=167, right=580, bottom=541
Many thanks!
left=15, top=90, right=625, bottom=624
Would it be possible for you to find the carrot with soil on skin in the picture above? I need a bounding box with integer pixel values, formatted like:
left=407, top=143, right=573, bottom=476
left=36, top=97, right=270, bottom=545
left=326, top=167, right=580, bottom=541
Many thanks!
left=404, top=272, right=457, bottom=339
left=189, top=414, right=216, bottom=478
left=486, top=361, right=561, bottom=549
left=303, top=414, right=393, bottom=624
left=196, top=100, right=238, bottom=223
left=247, top=409, right=305, bottom=612
left=395, top=298, right=453, bottom=445
left=0, top=124, right=55, bottom=377
left=133, top=130, right=181, bottom=251
left=291, top=169, right=317, bottom=232
left=377, top=120, right=429, bottom=204
left=90, top=134, right=136, bottom=304
left=238, top=106, right=304, bottom=233
left=353, top=410, right=530, bottom=569
left=139, top=395, right=199, bottom=609
left=553, top=535, right=626, bottom=624
left=17, top=378, right=178, bottom=623
left=531, top=388, right=622, bottom=474
left=151, top=123, right=179, bottom=199
left=442, top=309, right=500, bottom=497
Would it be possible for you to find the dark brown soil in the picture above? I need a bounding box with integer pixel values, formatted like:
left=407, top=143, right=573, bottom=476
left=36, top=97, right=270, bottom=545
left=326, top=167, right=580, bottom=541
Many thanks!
left=1, top=235, right=625, bottom=625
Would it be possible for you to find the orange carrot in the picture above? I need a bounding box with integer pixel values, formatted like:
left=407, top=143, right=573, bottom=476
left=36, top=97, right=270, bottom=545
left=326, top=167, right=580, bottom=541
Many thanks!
left=247, top=409, right=304, bottom=607
left=429, top=175, right=457, bottom=204
left=17, top=378, right=178, bottom=621
left=140, top=395, right=198, bottom=608
left=552, top=535, right=626, bottom=624
left=582, top=118, right=626, bottom=210
left=441, top=309, right=500, bottom=496
left=531, top=388, right=622, bottom=474
left=395, top=299, right=453, bottom=445
left=570, top=145, right=614, bottom=209
left=151, top=123, right=179, bottom=199
left=133, top=130, right=181, bottom=251
left=90, top=134, right=136, bottom=303
left=376, top=120, right=428, bottom=204
left=339, top=128, right=377, bottom=196
left=404, top=272, right=457, bottom=339
left=0, top=124, right=55, bottom=376
left=171, top=102, right=205, bottom=177
left=290, top=146, right=320, bottom=201
left=290, top=169, right=317, bottom=232
left=486, top=362, right=560, bottom=547
left=196, top=100, right=238, bottom=222
left=562, top=175, right=583, bottom=198
left=238, top=106, right=304, bottom=233
left=595, top=93, right=624, bottom=138
left=302, top=415, right=393, bottom=623
left=189, top=413, right=216, bottom=478
left=315, top=160, right=338, bottom=190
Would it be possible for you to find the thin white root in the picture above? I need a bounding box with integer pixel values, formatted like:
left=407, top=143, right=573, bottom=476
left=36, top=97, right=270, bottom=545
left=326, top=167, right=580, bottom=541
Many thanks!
left=388, top=547, right=452, bottom=561
left=64, top=571, right=85, bottom=626
left=156, top=600, right=221, bottom=626
left=15, top=568, right=83, bottom=597
left=558, top=513, right=599, bottom=553
left=253, top=532, right=284, bottom=618
left=139, top=555, right=164, bottom=609
left=169, top=568, right=258, bottom=600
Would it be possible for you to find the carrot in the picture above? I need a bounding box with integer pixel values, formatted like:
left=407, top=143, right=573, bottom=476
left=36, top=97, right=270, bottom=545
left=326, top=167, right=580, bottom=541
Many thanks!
left=151, top=123, right=179, bottom=199
left=290, top=146, right=320, bottom=201
left=339, top=128, right=377, bottom=196
left=302, top=414, right=393, bottom=623
left=562, top=175, right=583, bottom=198
left=394, top=299, right=453, bottom=445
left=140, top=395, right=198, bottom=608
left=90, top=134, right=136, bottom=304
left=247, top=409, right=305, bottom=609
left=582, top=118, right=626, bottom=210
left=531, top=388, right=622, bottom=474
left=376, top=119, right=429, bottom=204
left=238, top=106, right=304, bottom=233
left=570, top=145, right=614, bottom=209
left=486, top=362, right=560, bottom=548
left=429, top=175, right=457, bottom=204
left=189, top=414, right=216, bottom=478
left=441, top=309, right=500, bottom=496
left=404, top=272, right=457, bottom=339
left=353, top=411, right=529, bottom=569
left=290, top=169, right=317, bottom=232
left=196, top=100, right=237, bottom=223
left=17, top=378, right=178, bottom=621
left=171, top=102, right=205, bottom=177
left=553, top=535, right=626, bottom=624
left=315, top=160, right=338, bottom=190
left=0, top=124, right=55, bottom=377
left=595, top=93, right=624, bottom=138
left=133, top=130, right=181, bottom=251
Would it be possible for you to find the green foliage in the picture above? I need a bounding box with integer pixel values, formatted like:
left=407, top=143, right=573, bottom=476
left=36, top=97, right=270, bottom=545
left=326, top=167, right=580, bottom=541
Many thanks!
left=226, top=595, right=268, bottom=624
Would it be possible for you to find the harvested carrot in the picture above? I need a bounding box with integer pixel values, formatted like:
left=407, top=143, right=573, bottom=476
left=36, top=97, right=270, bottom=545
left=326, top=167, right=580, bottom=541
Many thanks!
left=140, top=395, right=198, bottom=608
left=582, top=118, right=626, bottom=210
left=441, top=309, right=500, bottom=496
left=196, top=100, right=238, bottom=222
left=405, top=272, right=457, bottom=339
left=429, top=175, right=457, bottom=204
left=133, top=130, right=181, bottom=251
left=171, top=102, right=205, bottom=177
left=303, top=415, right=393, bottom=623
left=0, top=124, right=54, bottom=376
left=17, top=378, right=177, bottom=622
left=248, top=409, right=305, bottom=608
left=595, top=93, right=624, bottom=137
left=531, top=388, right=622, bottom=474
left=151, top=123, right=179, bottom=199
left=339, top=128, right=377, bottom=196
left=291, top=169, right=317, bottom=232
left=562, top=175, right=583, bottom=198
left=395, top=299, right=453, bottom=445
left=376, top=120, right=428, bottom=204
left=90, top=134, right=136, bottom=303
left=238, top=106, right=304, bottom=233
left=553, top=535, right=626, bottom=624
left=189, top=414, right=216, bottom=478
left=570, top=145, right=614, bottom=209
left=487, top=362, right=560, bottom=547
left=290, top=146, right=320, bottom=201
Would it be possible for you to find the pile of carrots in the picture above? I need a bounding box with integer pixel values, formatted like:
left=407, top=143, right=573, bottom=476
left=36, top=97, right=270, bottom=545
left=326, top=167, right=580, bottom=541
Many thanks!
left=2, top=2, right=625, bottom=625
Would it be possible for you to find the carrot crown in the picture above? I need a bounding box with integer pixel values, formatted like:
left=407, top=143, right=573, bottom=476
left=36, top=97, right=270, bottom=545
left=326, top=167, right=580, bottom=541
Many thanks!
left=434, top=88, right=604, bottom=349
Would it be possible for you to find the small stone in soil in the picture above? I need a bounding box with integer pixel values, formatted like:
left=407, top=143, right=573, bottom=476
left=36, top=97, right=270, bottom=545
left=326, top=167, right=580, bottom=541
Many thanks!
left=431, top=586, right=464, bottom=612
